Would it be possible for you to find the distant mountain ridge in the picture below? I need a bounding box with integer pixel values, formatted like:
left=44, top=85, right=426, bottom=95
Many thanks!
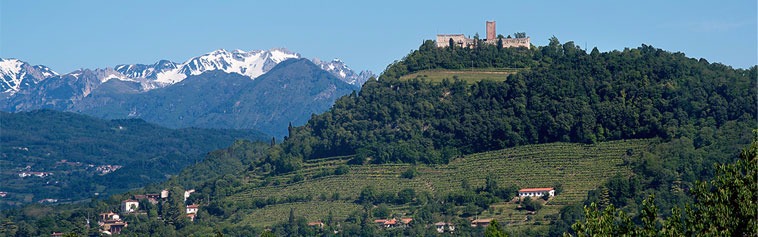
left=0, top=49, right=373, bottom=136
left=0, top=48, right=373, bottom=96
left=74, top=58, right=357, bottom=137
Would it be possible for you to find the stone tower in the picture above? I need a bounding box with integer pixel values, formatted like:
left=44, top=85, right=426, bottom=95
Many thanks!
left=486, top=21, right=496, bottom=41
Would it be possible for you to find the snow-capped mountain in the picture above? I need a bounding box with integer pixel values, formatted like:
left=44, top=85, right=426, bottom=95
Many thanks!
left=0, top=58, right=58, bottom=95
left=114, top=48, right=301, bottom=86
left=2, top=48, right=373, bottom=98
left=113, top=48, right=373, bottom=88
left=313, top=58, right=374, bottom=85
left=1, top=48, right=374, bottom=113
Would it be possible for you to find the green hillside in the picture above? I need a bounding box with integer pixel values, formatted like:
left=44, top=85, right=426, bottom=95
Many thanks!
left=218, top=139, right=650, bottom=228
left=0, top=110, right=266, bottom=209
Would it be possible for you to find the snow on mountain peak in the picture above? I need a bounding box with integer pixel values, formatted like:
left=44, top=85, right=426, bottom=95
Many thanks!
left=0, top=58, right=59, bottom=95
left=312, top=57, right=374, bottom=85
left=3, top=48, right=372, bottom=97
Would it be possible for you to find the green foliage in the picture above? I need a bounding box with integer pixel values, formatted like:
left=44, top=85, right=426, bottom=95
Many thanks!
left=401, top=166, right=418, bottom=179
left=272, top=39, right=755, bottom=173
left=570, top=140, right=758, bottom=236
left=485, top=219, right=508, bottom=237
left=684, top=137, right=758, bottom=236
left=522, top=197, right=542, bottom=212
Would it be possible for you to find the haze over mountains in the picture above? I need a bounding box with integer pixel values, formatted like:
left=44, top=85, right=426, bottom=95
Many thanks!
left=0, top=48, right=374, bottom=137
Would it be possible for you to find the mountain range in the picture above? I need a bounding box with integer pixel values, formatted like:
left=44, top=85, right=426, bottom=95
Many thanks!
left=0, top=48, right=374, bottom=137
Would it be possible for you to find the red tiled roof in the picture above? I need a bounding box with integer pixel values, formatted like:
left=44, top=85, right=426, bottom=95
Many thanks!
left=374, top=219, right=387, bottom=224
left=187, top=204, right=199, bottom=208
left=122, top=199, right=138, bottom=203
left=400, top=218, right=413, bottom=224
left=518, top=187, right=554, bottom=192
left=307, top=221, right=323, bottom=226
left=384, top=219, right=397, bottom=225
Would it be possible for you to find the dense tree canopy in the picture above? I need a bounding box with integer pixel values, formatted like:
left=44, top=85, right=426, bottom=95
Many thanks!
left=269, top=39, right=755, bottom=173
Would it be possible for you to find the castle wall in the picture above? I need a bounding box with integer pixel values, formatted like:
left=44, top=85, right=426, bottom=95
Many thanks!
left=501, top=37, right=530, bottom=48
left=436, top=34, right=471, bottom=48
left=435, top=21, right=530, bottom=49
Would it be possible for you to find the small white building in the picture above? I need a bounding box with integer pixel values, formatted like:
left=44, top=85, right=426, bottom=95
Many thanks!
left=184, top=189, right=195, bottom=202
left=518, top=187, right=555, bottom=198
left=186, top=204, right=199, bottom=214
left=434, top=222, right=455, bottom=233
left=121, top=199, right=139, bottom=213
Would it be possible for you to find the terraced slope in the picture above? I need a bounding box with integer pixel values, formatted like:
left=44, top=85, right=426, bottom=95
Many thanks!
left=223, top=139, right=653, bottom=227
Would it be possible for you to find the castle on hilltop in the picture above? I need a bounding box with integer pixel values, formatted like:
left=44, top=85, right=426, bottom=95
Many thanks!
left=436, top=21, right=530, bottom=49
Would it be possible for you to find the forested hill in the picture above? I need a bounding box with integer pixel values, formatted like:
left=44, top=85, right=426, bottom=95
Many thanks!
left=271, top=38, right=755, bottom=171
left=0, top=110, right=266, bottom=208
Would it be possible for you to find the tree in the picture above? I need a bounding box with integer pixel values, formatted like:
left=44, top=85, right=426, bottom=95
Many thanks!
left=358, top=186, right=377, bottom=204
left=569, top=139, right=758, bottom=236
left=163, top=186, right=186, bottom=223
left=401, top=166, right=417, bottom=179
left=484, top=219, right=508, bottom=237
left=373, top=204, right=390, bottom=219
left=522, top=197, right=542, bottom=211
left=260, top=230, right=276, bottom=237
left=684, top=137, right=757, bottom=236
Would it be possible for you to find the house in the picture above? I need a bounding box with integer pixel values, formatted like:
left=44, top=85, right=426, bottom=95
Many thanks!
left=374, top=218, right=412, bottom=229
left=471, top=218, right=492, bottom=228
left=374, top=219, right=398, bottom=228
left=107, top=221, right=127, bottom=234
left=184, top=189, right=195, bottom=202
left=98, top=212, right=128, bottom=235
left=160, top=189, right=169, bottom=199
left=186, top=213, right=196, bottom=222
left=518, top=187, right=555, bottom=199
left=434, top=222, right=456, bottom=233
left=307, top=221, right=324, bottom=228
left=19, top=171, right=52, bottom=178
left=38, top=198, right=58, bottom=203
left=135, top=194, right=160, bottom=205
left=121, top=199, right=139, bottom=213
left=186, top=204, right=199, bottom=214
left=51, top=232, right=64, bottom=237
left=146, top=193, right=161, bottom=203
left=399, top=218, right=413, bottom=227
left=99, top=212, right=120, bottom=222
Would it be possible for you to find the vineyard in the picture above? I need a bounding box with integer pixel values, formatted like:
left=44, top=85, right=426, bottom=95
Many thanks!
left=398, top=68, right=522, bottom=83
left=227, top=139, right=654, bottom=227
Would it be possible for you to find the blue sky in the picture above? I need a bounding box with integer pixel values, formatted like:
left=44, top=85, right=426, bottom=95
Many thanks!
left=1, top=0, right=756, bottom=75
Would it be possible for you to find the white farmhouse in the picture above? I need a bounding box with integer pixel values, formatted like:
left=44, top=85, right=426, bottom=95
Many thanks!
left=121, top=199, right=139, bottom=213
left=518, top=187, right=555, bottom=199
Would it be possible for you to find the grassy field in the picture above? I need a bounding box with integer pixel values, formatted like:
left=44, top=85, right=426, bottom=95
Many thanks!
left=225, top=139, right=653, bottom=229
left=399, top=68, right=523, bottom=83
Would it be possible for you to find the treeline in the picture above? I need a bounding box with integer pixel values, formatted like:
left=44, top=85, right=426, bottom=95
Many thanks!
left=269, top=38, right=755, bottom=173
